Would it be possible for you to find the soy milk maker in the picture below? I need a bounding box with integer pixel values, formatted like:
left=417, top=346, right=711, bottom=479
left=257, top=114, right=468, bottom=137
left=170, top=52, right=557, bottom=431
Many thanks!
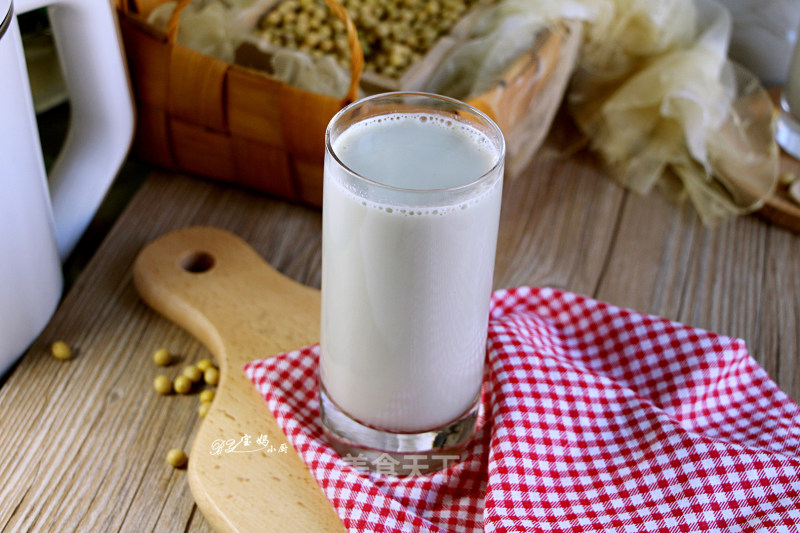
left=0, top=0, right=133, bottom=375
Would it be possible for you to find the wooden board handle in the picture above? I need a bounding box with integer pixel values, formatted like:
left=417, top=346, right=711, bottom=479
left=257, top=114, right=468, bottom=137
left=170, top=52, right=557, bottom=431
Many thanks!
left=133, top=226, right=344, bottom=533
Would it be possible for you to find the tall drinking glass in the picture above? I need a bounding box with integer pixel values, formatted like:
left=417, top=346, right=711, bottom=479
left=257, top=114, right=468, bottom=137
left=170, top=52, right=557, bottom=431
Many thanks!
left=320, top=92, right=505, bottom=474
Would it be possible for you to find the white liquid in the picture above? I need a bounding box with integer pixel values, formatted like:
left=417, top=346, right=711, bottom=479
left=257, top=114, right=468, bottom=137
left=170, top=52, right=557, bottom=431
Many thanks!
left=321, top=113, right=503, bottom=433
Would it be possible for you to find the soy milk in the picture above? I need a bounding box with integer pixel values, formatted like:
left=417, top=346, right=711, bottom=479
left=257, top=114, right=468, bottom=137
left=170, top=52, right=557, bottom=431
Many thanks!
left=321, top=113, right=503, bottom=433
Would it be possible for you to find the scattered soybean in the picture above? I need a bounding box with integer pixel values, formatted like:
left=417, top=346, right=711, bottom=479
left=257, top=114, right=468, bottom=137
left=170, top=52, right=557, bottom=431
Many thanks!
left=197, top=359, right=214, bottom=372
left=199, top=389, right=215, bottom=404
left=153, top=348, right=172, bottom=366
left=204, top=367, right=220, bottom=386
left=154, top=375, right=173, bottom=395
left=51, top=341, right=72, bottom=361
left=167, top=448, right=188, bottom=468
left=183, top=365, right=203, bottom=383
left=174, top=375, right=193, bottom=394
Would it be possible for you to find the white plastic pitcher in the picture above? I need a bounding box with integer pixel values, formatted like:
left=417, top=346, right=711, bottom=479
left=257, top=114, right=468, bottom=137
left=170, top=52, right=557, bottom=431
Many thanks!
left=0, top=0, right=133, bottom=375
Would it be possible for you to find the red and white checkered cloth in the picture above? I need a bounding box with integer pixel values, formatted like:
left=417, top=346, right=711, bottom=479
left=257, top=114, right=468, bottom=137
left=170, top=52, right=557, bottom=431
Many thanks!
left=244, top=286, right=800, bottom=532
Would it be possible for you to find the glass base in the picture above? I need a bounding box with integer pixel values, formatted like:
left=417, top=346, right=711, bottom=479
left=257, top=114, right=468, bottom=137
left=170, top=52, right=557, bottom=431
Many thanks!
left=319, top=385, right=480, bottom=476
left=776, top=96, right=800, bottom=161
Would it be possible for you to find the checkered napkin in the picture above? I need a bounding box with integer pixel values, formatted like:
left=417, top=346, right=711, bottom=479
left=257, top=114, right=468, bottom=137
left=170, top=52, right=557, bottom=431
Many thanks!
left=244, top=287, right=800, bottom=532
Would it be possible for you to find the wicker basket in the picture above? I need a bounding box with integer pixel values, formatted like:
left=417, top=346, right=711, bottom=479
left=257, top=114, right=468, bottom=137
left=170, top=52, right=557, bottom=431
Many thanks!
left=116, top=0, right=581, bottom=206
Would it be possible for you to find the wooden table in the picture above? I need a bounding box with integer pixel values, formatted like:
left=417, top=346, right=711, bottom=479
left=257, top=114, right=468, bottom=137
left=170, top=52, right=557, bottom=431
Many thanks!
left=1, top=133, right=799, bottom=531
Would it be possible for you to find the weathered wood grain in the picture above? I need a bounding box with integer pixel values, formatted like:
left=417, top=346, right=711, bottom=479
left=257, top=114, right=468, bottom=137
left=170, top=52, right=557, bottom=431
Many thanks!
left=0, top=137, right=798, bottom=531
left=495, top=150, right=625, bottom=294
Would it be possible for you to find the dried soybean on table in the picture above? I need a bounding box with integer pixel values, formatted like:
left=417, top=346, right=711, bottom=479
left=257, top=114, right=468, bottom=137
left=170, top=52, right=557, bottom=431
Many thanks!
left=0, top=133, right=798, bottom=531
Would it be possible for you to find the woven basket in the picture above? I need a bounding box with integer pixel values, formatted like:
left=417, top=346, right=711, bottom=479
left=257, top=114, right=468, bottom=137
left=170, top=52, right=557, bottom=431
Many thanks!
left=116, top=0, right=581, bottom=206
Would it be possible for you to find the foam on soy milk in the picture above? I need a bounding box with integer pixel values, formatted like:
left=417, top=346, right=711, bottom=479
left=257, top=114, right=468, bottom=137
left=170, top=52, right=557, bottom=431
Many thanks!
left=332, top=113, right=498, bottom=190
left=321, top=112, right=503, bottom=433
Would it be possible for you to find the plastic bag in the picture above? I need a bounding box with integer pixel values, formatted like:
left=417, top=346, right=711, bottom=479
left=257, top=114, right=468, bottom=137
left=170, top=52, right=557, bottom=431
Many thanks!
left=568, top=0, right=778, bottom=223
left=148, top=0, right=240, bottom=63
left=150, top=0, right=353, bottom=98
left=425, top=0, right=595, bottom=99
left=270, top=48, right=353, bottom=98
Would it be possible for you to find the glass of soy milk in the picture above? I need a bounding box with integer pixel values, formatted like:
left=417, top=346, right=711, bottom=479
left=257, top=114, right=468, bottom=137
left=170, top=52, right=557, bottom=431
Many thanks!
left=320, top=92, right=504, bottom=474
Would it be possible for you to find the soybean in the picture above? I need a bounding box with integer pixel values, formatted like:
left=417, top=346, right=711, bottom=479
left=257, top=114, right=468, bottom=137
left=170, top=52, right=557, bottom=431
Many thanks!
left=167, top=448, right=188, bottom=468
left=183, top=365, right=203, bottom=383
left=154, top=375, right=172, bottom=395
left=204, top=367, right=220, bottom=386
left=153, top=348, right=172, bottom=366
left=199, top=389, right=215, bottom=404
left=51, top=341, right=72, bottom=361
left=174, top=375, right=193, bottom=394
left=197, top=359, right=214, bottom=372
left=255, top=0, right=477, bottom=78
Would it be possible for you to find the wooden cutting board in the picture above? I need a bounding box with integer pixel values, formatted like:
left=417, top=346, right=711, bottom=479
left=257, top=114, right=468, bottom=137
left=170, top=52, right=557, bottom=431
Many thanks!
left=133, top=226, right=345, bottom=533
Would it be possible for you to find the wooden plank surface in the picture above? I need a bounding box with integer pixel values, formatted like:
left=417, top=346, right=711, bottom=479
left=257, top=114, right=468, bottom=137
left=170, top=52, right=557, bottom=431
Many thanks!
left=0, top=137, right=798, bottom=531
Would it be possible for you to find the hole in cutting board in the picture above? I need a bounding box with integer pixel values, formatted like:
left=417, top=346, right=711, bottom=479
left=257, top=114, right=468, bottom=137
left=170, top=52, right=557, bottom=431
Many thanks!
left=181, top=251, right=215, bottom=273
